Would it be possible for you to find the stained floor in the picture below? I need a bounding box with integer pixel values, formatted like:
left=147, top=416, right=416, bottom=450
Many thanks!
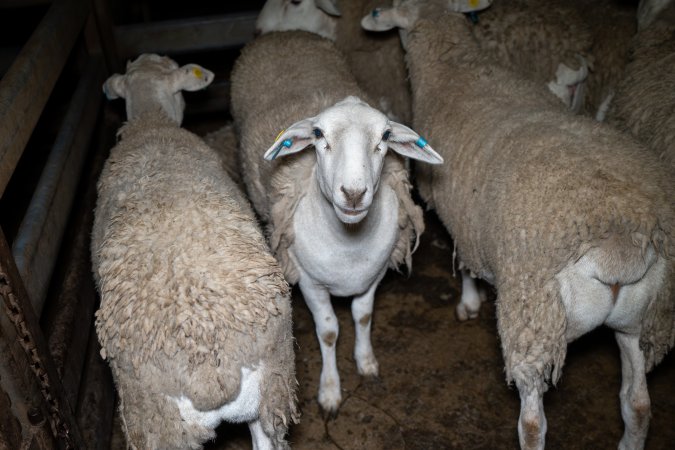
left=187, top=210, right=674, bottom=450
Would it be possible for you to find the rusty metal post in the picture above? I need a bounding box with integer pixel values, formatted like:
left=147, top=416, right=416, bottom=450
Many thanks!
left=0, top=228, right=84, bottom=449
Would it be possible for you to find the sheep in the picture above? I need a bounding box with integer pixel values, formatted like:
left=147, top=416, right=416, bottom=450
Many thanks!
left=229, top=30, right=443, bottom=415
left=362, top=2, right=675, bottom=449
left=606, top=0, right=675, bottom=171
left=255, top=0, right=414, bottom=123
left=466, top=0, right=639, bottom=117
left=91, top=53, right=298, bottom=449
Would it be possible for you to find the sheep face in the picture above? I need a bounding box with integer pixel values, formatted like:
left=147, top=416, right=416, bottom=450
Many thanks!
left=102, top=53, right=214, bottom=124
left=255, top=0, right=340, bottom=40
left=265, top=96, right=442, bottom=225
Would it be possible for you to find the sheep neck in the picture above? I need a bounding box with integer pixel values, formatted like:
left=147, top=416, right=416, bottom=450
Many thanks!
left=290, top=171, right=399, bottom=297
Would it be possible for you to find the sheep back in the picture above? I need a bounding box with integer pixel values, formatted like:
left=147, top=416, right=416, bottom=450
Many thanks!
left=92, top=114, right=297, bottom=446
left=408, top=14, right=675, bottom=386
left=336, top=0, right=412, bottom=123
left=231, top=31, right=423, bottom=283
left=608, top=20, right=675, bottom=171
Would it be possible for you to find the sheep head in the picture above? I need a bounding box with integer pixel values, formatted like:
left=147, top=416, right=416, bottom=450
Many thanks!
left=361, top=0, right=492, bottom=47
left=255, top=0, right=341, bottom=40
left=264, top=96, right=443, bottom=224
left=102, top=53, right=214, bottom=125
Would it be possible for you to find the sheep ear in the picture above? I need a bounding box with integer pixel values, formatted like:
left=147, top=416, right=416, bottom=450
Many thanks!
left=102, top=74, right=126, bottom=100
left=316, top=0, right=341, bottom=16
left=361, top=7, right=408, bottom=31
left=450, top=0, right=493, bottom=13
left=264, top=118, right=315, bottom=161
left=170, top=64, right=215, bottom=93
left=387, top=121, right=444, bottom=165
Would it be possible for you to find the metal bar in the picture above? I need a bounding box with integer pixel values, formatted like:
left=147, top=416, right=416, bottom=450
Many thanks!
left=0, top=228, right=84, bottom=448
left=90, top=0, right=122, bottom=73
left=12, top=57, right=104, bottom=314
left=44, top=106, right=110, bottom=410
left=0, top=1, right=52, bottom=7
left=75, top=323, right=114, bottom=450
left=114, top=11, right=257, bottom=59
left=0, top=0, right=90, bottom=198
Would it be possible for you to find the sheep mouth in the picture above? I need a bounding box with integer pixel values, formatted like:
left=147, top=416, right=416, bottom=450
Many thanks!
left=334, top=205, right=369, bottom=224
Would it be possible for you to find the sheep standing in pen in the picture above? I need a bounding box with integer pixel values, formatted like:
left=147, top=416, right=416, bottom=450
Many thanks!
left=255, top=0, right=413, bottom=123
left=229, top=30, right=443, bottom=415
left=92, top=54, right=298, bottom=449
left=362, top=2, right=675, bottom=449
left=606, top=0, right=675, bottom=170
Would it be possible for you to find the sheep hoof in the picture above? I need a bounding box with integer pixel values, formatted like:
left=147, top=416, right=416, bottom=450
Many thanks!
left=356, top=355, right=380, bottom=377
left=318, top=382, right=342, bottom=418
left=456, top=303, right=479, bottom=321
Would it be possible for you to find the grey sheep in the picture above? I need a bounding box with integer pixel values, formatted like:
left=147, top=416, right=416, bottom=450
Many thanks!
left=363, top=2, right=675, bottom=449
left=606, top=0, right=675, bottom=171
left=92, top=54, right=298, bottom=450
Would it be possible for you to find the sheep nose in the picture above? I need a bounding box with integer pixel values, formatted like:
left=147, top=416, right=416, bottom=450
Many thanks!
left=341, top=186, right=367, bottom=208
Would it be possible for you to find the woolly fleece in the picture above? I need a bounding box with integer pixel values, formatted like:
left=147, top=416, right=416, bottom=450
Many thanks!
left=608, top=9, right=675, bottom=171
left=407, top=12, right=675, bottom=388
left=92, top=114, right=298, bottom=449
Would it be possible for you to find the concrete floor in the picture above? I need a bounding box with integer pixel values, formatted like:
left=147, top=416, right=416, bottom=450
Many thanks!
left=197, top=210, right=675, bottom=450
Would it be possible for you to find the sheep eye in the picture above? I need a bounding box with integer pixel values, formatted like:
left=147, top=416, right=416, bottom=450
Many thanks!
left=313, top=128, right=323, bottom=138
left=382, top=130, right=391, bottom=141
left=290, top=0, right=302, bottom=5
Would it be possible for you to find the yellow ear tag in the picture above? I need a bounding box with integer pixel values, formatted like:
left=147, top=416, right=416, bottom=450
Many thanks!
left=192, top=67, right=203, bottom=79
left=469, top=0, right=480, bottom=7
left=275, top=129, right=286, bottom=141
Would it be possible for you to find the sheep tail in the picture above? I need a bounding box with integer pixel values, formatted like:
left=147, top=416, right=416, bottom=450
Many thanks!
left=496, top=274, right=568, bottom=390
left=641, top=259, right=675, bottom=372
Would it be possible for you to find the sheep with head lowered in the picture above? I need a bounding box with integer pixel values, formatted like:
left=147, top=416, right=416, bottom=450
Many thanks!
left=92, top=54, right=298, bottom=450
left=229, top=30, right=443, bottom=415
left=362, top=2, right=675, bottom=449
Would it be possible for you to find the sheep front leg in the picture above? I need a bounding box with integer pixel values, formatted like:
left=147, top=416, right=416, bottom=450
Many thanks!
left=351, top=270, right=386, bottom=377
left=299, top=278, right=342, bottom=416
left=248, top=419, right=274, bottom=450
left=456, top=269, right=483, bottom=321
left=615, top=331, right=650, bottom=450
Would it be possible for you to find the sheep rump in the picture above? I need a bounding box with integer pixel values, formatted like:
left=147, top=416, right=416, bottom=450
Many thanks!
left=93, top=114, right=298, bottom=449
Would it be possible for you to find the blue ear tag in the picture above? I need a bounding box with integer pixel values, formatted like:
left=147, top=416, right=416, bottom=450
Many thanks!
left=415, top=137, right=428, bottom=149
left=371, top=8, right=380, bottom=18
left=270, top=139, right=293, bottom=160
left=468, top=11, right=479, bottom=24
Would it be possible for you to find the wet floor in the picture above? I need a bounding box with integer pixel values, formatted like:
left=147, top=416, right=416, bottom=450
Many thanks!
left=192, top=210, right=674, bottom=450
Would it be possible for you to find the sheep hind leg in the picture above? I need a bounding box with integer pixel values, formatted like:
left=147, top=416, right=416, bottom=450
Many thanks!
left=299, top=279, right=342, bottom=416
left=456, top=269, right=483, bottom=321
left=516, top=381, right=547, bottom=450
left=615, top=332, right=651, bottom=450
left=249, top=419, right=274, bottom=450
left=351, top=270, right=385, bottom=377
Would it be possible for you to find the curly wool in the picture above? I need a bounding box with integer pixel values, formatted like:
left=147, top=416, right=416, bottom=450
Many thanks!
left=608, top=18, right=675, bottom=171
left=231, top=31, right=423, bottom=284
left=92, top=113, right=298, bottom=448
left=335, top=0, right=412, bottom=123
left=407, top=12, right=675, bottom=387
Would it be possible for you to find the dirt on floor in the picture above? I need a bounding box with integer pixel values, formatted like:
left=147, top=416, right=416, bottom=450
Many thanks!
left=190, top=210, right=673, bottom=450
